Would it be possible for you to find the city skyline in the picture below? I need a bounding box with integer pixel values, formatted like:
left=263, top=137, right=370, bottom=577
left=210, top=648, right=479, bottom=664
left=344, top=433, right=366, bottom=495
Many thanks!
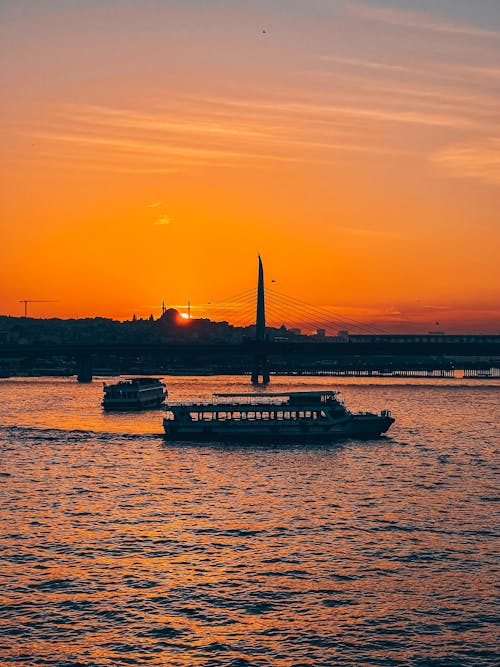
left=1, top=0, right=499, bottom=332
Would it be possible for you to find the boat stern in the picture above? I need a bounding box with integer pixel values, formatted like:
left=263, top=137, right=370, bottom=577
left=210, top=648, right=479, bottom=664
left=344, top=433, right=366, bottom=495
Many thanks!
left=379, top=410, right=395, bottom=433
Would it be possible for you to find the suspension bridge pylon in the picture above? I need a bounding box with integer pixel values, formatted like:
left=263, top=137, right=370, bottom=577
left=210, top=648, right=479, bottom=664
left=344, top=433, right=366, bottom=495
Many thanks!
left=251, top=254, right=270, bottom=384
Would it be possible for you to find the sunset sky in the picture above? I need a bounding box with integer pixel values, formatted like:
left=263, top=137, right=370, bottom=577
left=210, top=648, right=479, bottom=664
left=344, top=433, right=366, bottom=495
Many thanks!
left=1, top=0, right=499, bottom=332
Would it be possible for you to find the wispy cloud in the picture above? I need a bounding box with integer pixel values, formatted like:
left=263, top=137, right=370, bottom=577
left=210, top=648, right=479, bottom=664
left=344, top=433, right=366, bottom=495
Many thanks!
left=314, top=56, right=500, bottom=107
left=23, top=97, right=423, bottom=174
left=154, top=213, right=173, bottom=226
left=29, top=130, right=309, bottom=167
left=420, top=305, right=452, bottom=312
left=350, top=2, right=500, bottom=39
left=66, top=104, right=272, bottom=140
left=318, top=55, right=415, bottom=75
left=338, top=227, right=412, bottom=239
left=63, top=102, right=416, bottom=152
left=463, top=66, right=500, bottom=80
left=431, top=138, right=500, bottom=185
left=20, top=62, right=499, bottom=178
left=31, top=131, right=274, bottom=162
left=148, top=201, right=162, bottom=208
left=190, top=94, right=477, bottom=130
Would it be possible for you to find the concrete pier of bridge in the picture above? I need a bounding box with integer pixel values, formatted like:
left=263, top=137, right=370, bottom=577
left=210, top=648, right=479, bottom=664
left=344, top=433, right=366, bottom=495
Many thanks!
left=77, top=354, right=93, bottom=383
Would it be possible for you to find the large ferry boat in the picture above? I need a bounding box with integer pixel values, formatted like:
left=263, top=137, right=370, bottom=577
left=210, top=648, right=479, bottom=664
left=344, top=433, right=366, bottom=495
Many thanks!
left=163, top=390, right=394, bottom=441
left=102, top=377, right=167, bottom=411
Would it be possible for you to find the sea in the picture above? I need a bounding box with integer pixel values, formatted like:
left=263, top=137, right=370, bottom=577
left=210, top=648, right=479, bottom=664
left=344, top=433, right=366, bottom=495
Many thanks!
left=0, top=375, right=498, bottom=667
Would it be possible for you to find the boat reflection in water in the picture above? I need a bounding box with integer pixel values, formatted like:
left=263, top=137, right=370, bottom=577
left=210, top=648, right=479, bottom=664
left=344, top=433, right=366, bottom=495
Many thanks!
left=102, top=377, right=167, bottom=411
left=163, top=390, right=394, bottom=441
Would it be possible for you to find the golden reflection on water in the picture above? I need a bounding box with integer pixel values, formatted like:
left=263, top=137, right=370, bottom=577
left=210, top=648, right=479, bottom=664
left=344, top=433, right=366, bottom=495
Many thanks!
left=0, top=376, right=498, bottom=665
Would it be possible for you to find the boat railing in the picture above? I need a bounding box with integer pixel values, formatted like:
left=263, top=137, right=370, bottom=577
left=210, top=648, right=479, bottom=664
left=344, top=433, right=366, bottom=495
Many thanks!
left=164, top=397, right=290, bottom=408
left=213, top=395, right=291, bottom=405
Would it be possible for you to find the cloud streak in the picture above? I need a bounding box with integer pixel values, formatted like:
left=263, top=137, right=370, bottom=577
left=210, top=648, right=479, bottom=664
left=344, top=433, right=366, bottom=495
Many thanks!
left=431, top=138, right=500, bottom=185
left=350, top=2, right=500, bottom=39
left=154, top=213, right=173, bottom=226
left=18, top=28, right=500, bottom=179
left=338, top=227, right=413, bottom=240
left=189, top=94, right=478, bottom=130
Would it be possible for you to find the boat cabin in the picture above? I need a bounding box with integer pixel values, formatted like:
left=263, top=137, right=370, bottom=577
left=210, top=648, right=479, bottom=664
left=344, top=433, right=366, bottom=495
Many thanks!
left=164, top=390, right=349, bottom=423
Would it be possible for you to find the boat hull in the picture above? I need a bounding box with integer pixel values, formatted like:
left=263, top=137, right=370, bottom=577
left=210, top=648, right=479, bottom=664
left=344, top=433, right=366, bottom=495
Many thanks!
left=163, top=415, right=394, bottom=442
left=103, top=393, right=167, bottom=411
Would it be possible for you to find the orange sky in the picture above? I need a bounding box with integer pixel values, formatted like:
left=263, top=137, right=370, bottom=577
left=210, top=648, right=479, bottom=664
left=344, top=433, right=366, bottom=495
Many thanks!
left=1, top=1, right=499, bottom=332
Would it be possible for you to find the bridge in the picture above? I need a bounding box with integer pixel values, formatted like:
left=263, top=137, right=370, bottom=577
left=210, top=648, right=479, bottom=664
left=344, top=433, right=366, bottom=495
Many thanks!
left=0, top=257, right=498, bottom=381
left=0, top=338, right=499, bottom=380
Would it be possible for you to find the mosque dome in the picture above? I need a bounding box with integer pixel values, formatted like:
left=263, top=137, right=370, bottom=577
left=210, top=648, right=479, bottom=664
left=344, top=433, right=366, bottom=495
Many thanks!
left=160, top=308, right=181, bottom=325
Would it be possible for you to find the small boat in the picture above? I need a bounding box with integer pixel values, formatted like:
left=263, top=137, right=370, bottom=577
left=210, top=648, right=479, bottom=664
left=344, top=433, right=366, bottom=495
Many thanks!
left=102, top=377, right=167, bottom=411
left=163, top=390, right=394, bottom=441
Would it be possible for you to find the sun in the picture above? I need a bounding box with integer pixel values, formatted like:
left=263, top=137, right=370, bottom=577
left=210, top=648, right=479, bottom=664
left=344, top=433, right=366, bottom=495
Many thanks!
left=180, top=313, right=189, bottom=319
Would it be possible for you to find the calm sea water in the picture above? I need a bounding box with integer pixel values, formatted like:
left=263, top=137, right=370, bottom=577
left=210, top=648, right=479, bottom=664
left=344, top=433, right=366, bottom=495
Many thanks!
left=0, top=376, right=498, bottom=667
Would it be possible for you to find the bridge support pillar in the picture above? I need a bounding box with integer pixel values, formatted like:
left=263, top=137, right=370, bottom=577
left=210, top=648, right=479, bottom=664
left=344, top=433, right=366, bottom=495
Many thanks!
left=77, top=354, right=93, bottom=383
left=251, top=354, right=270, bottom=385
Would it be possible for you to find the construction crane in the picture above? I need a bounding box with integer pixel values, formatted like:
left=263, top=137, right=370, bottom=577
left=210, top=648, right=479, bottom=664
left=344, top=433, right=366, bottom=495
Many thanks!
left=19, top=300, right=58, bottom=317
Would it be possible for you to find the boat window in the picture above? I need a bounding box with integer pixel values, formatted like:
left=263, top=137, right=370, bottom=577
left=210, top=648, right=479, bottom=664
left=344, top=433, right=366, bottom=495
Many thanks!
left=190, top=412, right=199, bottom=421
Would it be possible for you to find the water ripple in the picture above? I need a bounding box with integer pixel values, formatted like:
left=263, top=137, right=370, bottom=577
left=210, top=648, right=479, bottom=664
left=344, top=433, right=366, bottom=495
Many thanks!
left=0, top=377, right=498, bottom=665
